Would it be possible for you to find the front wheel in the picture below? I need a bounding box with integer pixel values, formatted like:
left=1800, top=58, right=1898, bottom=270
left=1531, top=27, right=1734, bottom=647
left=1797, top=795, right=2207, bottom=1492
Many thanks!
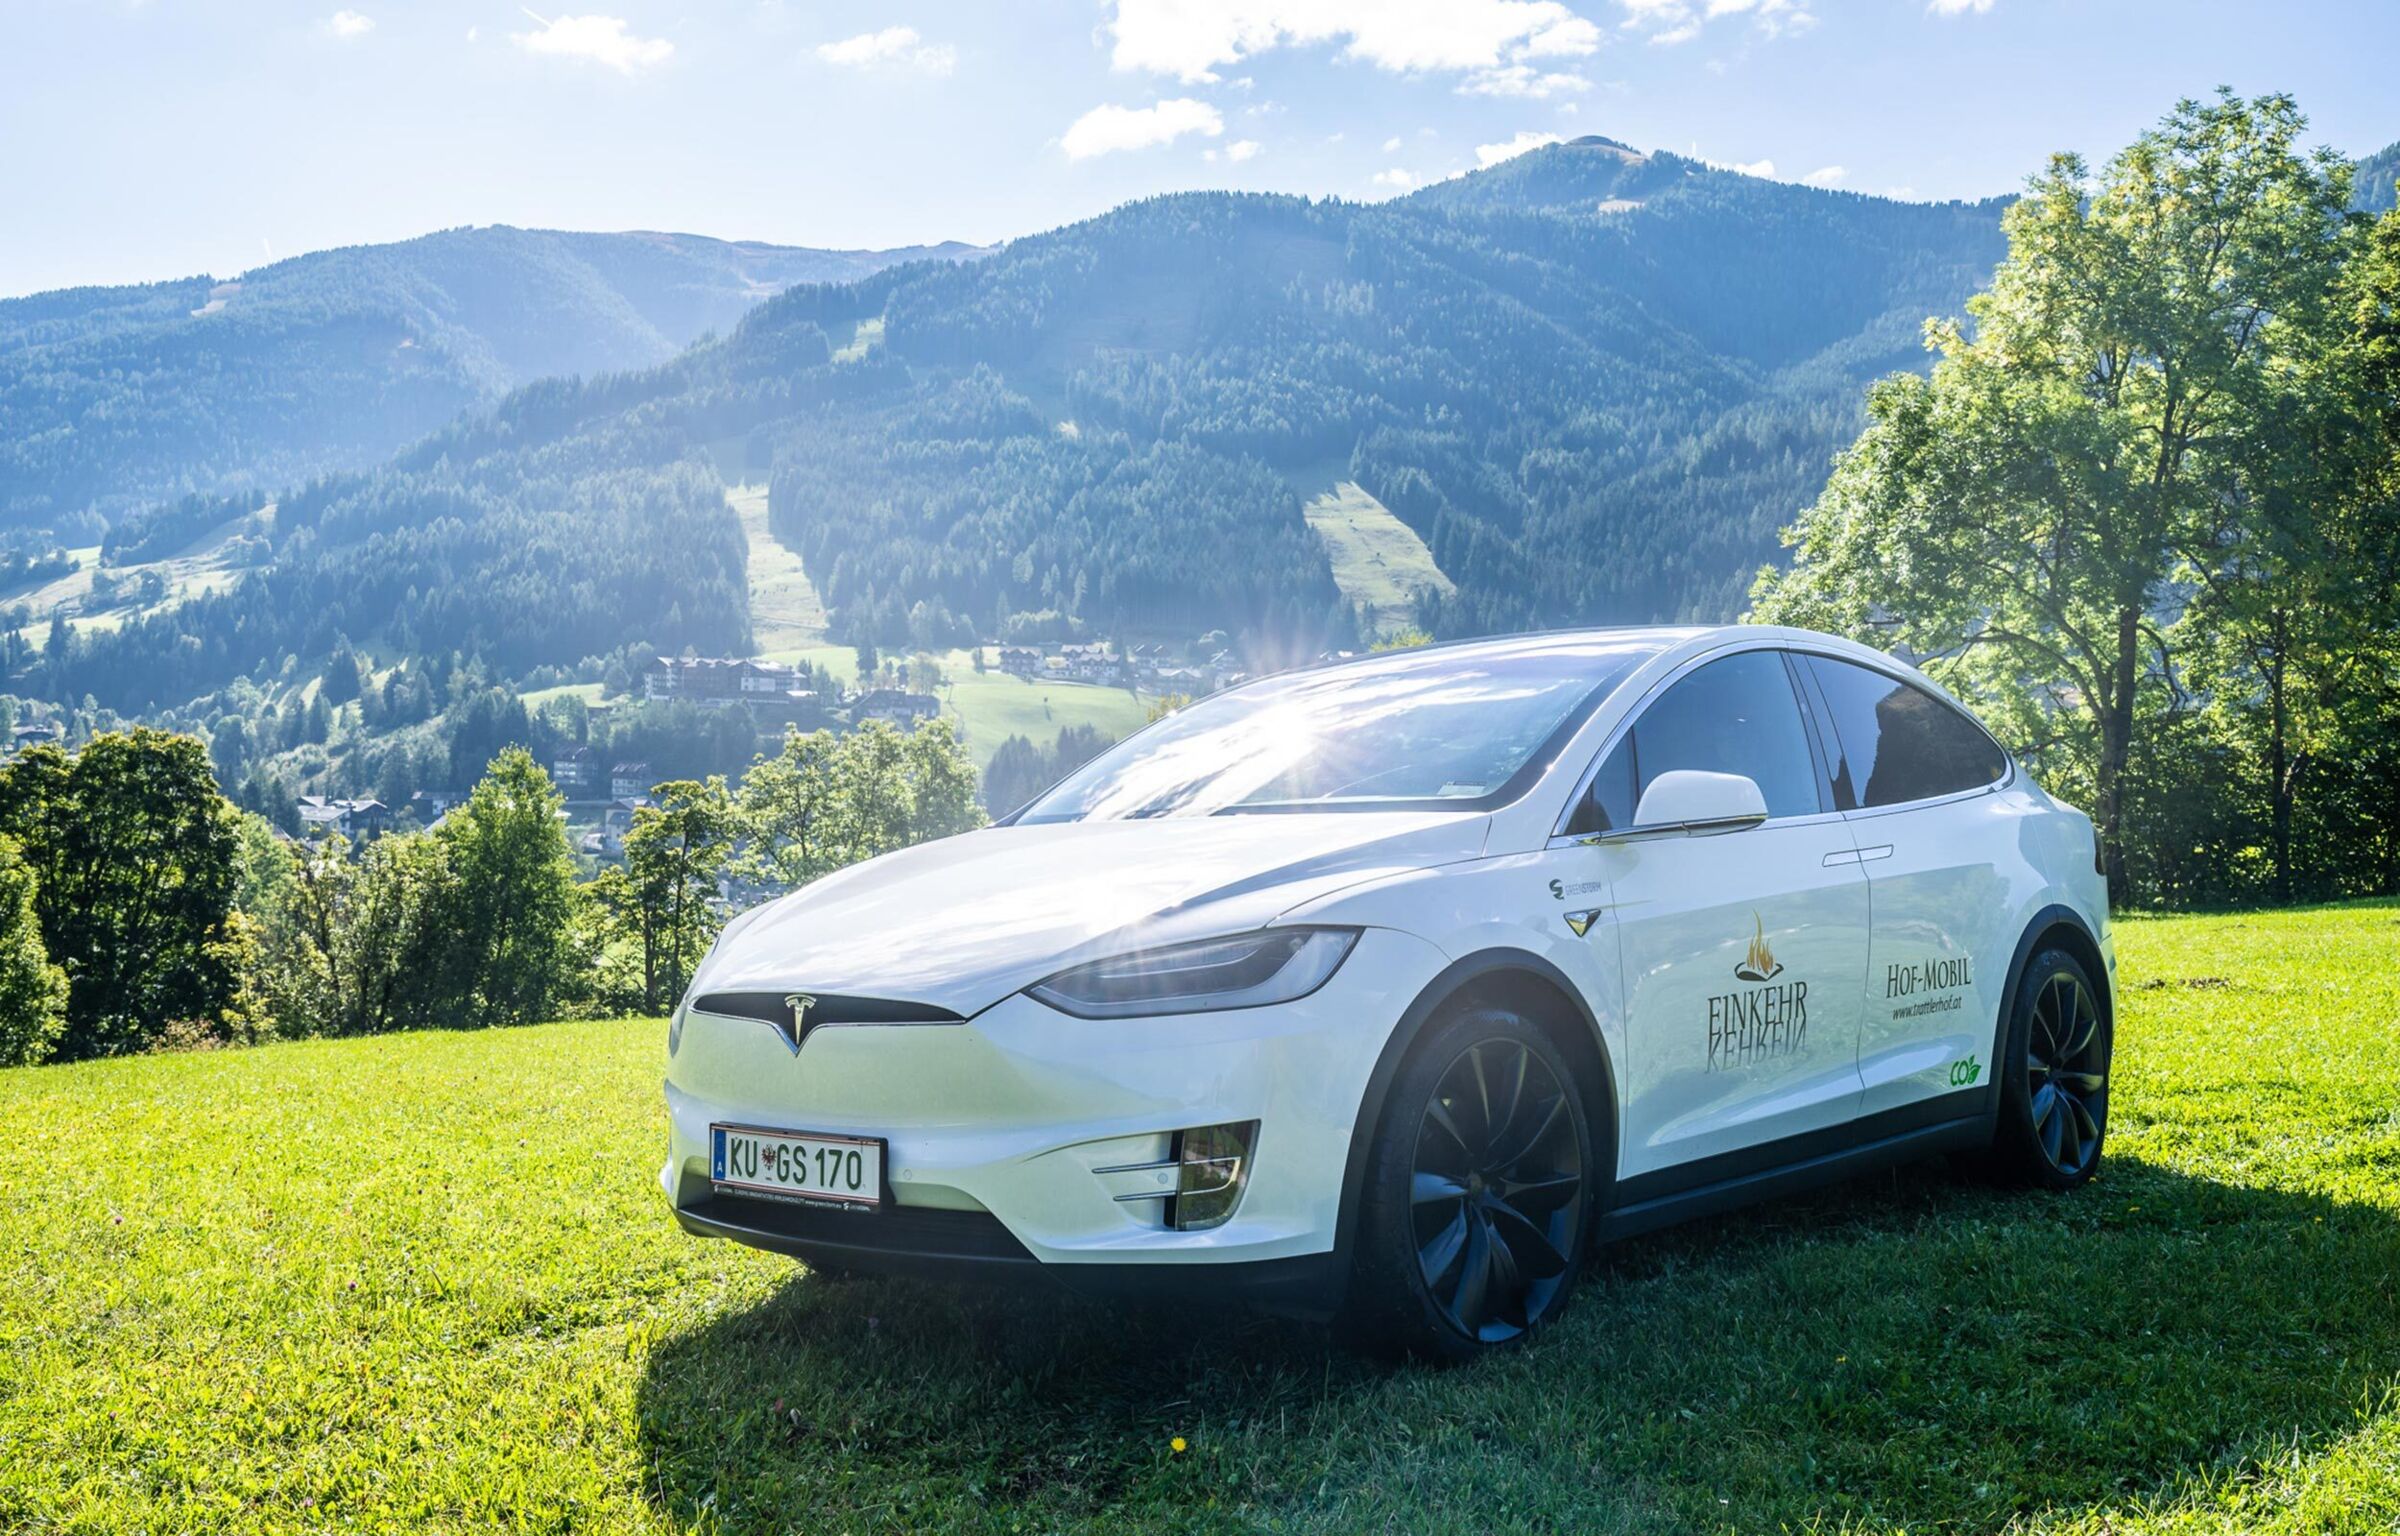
left=1987, top=947, right=2112, bottom=1188
left=1345, top=1006, right=1594, bottom=1362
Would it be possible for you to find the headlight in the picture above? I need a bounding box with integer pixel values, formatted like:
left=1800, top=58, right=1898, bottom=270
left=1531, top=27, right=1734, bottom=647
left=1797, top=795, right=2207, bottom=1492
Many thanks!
left=1026, top=928, right=1359, bottom=1019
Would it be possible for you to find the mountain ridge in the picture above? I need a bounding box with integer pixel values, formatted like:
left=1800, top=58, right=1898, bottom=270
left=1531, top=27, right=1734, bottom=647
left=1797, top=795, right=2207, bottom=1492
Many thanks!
left=0, top=225, right=989, bottom=528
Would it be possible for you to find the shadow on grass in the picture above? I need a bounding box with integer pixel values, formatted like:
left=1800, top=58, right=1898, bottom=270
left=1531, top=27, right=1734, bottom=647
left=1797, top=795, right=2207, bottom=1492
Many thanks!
left=637, top=1160, right=2400, bottom=1532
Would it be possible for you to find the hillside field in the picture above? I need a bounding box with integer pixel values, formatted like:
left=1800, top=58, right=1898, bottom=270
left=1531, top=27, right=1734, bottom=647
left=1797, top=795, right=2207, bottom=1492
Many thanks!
left=1302, top=480, right=1456, bottom=637
left=3, top=903, right=2397, bottom=1533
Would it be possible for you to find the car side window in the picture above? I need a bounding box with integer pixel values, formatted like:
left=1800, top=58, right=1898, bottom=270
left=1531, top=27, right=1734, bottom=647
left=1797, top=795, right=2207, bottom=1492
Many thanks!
left=1800, top=655, right=2008, bottom=809
left=1573, top=651, right=1822, bottom=832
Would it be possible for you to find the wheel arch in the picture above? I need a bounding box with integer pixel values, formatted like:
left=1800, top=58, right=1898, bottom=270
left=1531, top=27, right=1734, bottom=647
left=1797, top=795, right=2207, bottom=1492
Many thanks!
left=1984, top=902, right=2112, bottom=1124
left=1328, top=948, right=1620, bottom=1286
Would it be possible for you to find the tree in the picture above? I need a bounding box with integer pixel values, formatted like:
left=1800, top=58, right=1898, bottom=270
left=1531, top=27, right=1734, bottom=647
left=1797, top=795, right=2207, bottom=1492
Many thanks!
left=738, top=719, right=985, bottom=893
left=435, top=748, right=577, bottom=1027
left=0, top=729, right=240, bottom=1058
left=0, top=835, right=67, bottom=1066
left=621, top=778, right=736, bottom=1012
left=1755, top=92, right=2363, bottom=900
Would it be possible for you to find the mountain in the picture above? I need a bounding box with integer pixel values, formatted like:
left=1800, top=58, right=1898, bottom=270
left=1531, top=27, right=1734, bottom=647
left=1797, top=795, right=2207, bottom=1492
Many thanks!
left=44, top=136, right=2019, bottom=716
left=0, top=226, right=986, bottom=530
left=2358, top=141, right=2400, bottom=213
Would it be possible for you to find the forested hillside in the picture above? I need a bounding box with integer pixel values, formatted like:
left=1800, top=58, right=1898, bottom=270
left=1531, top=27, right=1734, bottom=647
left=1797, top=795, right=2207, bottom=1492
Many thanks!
left=2358, top=140, right=2400, bottom=212
left=0, top=226, right=982, bottom=527
left=30, top=134, right=2396, bottom=728
left=32, top=138, right=2022, bottom=711
left=776, top=142, right=2010, bottom=642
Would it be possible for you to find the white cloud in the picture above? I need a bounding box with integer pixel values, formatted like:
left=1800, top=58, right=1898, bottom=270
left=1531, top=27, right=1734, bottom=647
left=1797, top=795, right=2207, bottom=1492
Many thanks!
left=1371, top=168, right=1421, bottom=193
left=1382, top=135, right=1404, bottom=152
left=815, top=25, right=956, bottom=75
left=1476, top=129, right=1563, bottom=168
left=325, top=10, right=374, bottom=38
left=1799, top=164, right=1845, bottom=186
left=1103, top=0, right=1604, bottom=84
left=1619, top=0, right=1810, bottom=46
left=1060, top=98, right=1224, bottom=160
left=1726, top=157, right=1775, bottom=177
left=1461, top=63, right=1590, bottom=96
left=511, top=12, right=674, bottom=74
left=1927, top=0, right=1994, bottom=11
left=1226, top=138, right=1263, bottom=162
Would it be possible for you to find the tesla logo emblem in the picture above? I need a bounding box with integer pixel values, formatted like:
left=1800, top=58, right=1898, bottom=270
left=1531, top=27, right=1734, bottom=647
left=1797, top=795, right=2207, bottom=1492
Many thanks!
left=1734, top=913, right=1783, bottom=982
left=1563, top=909, right=1602, bottom=938
left=780, top=994, right=817, bottom=1054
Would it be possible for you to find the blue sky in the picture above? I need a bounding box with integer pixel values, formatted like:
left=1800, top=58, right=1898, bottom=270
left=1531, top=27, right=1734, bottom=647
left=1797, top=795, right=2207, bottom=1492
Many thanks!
left=3, top=0, right=2394, bottom=298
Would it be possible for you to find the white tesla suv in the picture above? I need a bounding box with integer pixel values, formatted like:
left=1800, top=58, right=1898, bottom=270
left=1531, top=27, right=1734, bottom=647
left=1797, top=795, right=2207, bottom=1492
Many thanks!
left=661, top=626, right=2114, bottom=1359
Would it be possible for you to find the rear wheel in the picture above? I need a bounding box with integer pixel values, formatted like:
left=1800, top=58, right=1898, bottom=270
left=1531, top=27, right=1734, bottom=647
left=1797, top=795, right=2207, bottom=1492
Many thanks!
left=1347, top=1006, right=1594, bottom=1362
left=1988, top=947, right=2111, bottom=1188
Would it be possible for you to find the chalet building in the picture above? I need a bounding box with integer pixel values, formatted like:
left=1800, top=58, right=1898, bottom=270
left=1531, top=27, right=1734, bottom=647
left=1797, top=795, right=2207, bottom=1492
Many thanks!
left=551, top=744, right=602, bottom=795
left=8, top=720, right=63, bottom=753
left=610, top=762, right=654, bottom=802
left=851, top=688, right=940, bottom=726
left=646, top=656, right=832, bottom=725
left=406, top=789, right=463, bottom=826
left=296, top=796, right=392, bottom=841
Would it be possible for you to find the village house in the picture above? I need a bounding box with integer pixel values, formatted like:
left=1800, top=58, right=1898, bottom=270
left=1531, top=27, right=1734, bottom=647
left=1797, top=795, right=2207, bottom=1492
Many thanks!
left=610, top=762, right=653, bottom=802
left=645, top=656, right=832, bottom=727
left=850, top=688, right=940, bottom=726
left=296, top=796, right=392, bottom=841
left=550, top=744, right=602, bottom=796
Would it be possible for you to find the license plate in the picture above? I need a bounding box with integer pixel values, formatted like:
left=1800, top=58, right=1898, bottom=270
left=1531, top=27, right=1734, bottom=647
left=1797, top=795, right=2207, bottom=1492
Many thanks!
left=710, top=1124, right=884, bottom=1209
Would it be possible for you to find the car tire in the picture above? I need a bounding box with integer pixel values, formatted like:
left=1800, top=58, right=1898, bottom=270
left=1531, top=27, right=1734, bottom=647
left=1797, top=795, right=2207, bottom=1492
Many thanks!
left=1345, top=1005, right=1596, bottom=1363
left=1985, top=946, right=2112, bottom=1189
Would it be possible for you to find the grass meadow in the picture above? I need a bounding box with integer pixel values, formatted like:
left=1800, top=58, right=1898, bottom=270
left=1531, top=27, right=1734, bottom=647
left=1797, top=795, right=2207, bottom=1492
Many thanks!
left=2, top=904, right=2397, bottom=1533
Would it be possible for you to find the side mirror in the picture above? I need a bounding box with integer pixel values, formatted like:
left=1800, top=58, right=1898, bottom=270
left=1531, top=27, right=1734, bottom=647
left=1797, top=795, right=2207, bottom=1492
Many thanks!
left=1625, top=769, right=1768, bottom=836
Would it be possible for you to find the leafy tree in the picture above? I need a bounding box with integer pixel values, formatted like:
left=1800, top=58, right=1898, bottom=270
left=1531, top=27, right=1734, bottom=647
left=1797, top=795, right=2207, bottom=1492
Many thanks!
left=0, top=728, right=239, bottom=1057
left=0, top=834, right=66, bottom=1066
left=1755, top=92, right=2363, bottom=899
left=620, top=778, right=736, bottom=1012
left=434, top=748, right=577, bottom=1027
left=739, top=719, right=984, bottom=891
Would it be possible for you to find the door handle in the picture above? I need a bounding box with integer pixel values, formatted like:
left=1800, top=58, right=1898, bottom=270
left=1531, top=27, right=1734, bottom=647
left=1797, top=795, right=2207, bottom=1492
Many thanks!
left=1822, top=844, right=1895, bottom=867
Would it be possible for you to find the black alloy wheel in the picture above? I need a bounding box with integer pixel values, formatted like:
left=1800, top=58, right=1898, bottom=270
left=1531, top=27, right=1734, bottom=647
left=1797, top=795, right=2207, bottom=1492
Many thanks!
left=1987, top=946, right=2111, bottom=1189
left=2025, top=966, right=2108, bottom=1179
left=1410, top=1038, right=1586, bottom=1343
left=1348, top=1006, right=1594, bottom=1361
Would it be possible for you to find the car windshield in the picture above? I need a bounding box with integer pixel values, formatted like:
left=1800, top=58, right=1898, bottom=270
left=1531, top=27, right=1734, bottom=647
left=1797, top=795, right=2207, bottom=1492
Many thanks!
left=1014, top=635, right=1663, bottom=822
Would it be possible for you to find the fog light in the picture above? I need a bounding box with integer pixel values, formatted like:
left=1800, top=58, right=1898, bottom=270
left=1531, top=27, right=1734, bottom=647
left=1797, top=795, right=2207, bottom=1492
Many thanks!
left=1170, top=1121, right=1257, bottom=1232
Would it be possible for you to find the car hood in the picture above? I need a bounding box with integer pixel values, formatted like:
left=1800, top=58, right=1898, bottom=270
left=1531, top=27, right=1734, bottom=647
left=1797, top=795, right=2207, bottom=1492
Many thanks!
left=690, top=812, right=1486, bottom=1016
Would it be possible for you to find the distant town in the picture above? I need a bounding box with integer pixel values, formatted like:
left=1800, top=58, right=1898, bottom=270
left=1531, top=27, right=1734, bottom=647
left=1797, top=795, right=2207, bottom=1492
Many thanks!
left=219, top=635, right=1260, bottom=862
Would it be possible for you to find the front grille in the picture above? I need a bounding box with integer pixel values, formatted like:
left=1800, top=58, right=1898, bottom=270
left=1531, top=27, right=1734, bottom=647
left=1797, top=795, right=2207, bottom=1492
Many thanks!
left=690, top=991, right=963, bottom=1026
left=688, top=991, right=964, bottom=1053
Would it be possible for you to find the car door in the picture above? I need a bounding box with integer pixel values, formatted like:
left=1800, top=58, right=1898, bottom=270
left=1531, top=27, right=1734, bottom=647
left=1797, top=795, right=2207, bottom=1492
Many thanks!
left=1792, top=653, right=2016, bottom=1121
left=1564, top=648, right=1872, bottom=1182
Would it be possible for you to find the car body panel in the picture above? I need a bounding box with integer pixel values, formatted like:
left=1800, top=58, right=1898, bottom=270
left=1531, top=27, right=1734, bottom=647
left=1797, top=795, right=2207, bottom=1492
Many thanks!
left=662, top=623, right=2115, bottom=1291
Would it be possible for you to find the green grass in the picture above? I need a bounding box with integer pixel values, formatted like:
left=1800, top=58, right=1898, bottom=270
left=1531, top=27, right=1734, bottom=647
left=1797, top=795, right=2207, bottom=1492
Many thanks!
left=1302, top=481, right=1454, bottom=638
left=7, top=903, right=2399, bottom=1533
left=728, top=485, right=830, bottom=652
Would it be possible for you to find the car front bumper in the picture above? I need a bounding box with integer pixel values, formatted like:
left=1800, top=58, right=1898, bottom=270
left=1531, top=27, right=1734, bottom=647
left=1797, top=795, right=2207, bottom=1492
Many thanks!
left=659, top=925, right=1448, bottom=1289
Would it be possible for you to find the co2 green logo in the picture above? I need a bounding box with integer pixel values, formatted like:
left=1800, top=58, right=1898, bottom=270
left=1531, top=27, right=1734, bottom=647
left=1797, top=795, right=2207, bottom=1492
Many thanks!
left=1948, top=1055, right=1982, bottom=1087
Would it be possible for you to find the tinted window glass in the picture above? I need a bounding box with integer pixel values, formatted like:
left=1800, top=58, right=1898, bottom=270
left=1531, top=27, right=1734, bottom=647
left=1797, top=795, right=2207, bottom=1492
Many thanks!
left=1802, top=655, right=2007, bottom=808
left=1588, top=650, right=1821, bottom=826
